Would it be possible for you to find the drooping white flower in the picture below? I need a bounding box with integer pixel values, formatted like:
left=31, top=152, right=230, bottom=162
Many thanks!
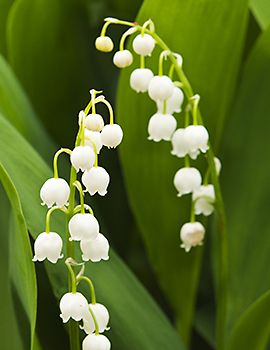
left=148, top=75, right=174, bottom=102
left=130, top=68, right=154, bottom=93
left=214, top=157, right=222, bottom=175
left=148, top=113, right=177, bottom=142
left=184, top=125, right=209, bottom=159
left=132, top=33, right=155, bottom=56
left=171, top=128, right=188, bottom=157
left=70, top=146, right=95, bottom=172
left=33, top=231, right=63, bottom=263
left=40, top=178, right=70, bottom=208
left=157, top=87, right=184, bottom=114
left=82, top=167, right=110, bottom=196
left=82, top=334, right=111, bottom=350
left=192, top=185, right=215, bottom=216
left=78, top=110, right=86, bottom=126
left=180, top=222, right=205, bottom=252
left=85, top=114, right=104, bottom=132
left=101, top=124, right=123, bottom=148
left=60, top=292, right=89, bottom=323
left=68, top=213, right=99, bottom=241
left=80, top=233, right=109, bottom=262
left=113, top=50, right=133, bottom=68
left=95, top=36, right=114, bottom=52
left=84, top=129, right=103, bottom=154
left=81, top=303, right=110, bottom=334
left=173, top=167, right=202, bottom=197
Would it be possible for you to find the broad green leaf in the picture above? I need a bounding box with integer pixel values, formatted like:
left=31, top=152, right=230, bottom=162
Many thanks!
left=116, top=0, right=248, bottom=342
left=221, top=25, right=270, bottom=341
left=250, top=0, right=270, bottom=29
left=0, top=0, right=14, bottom=56
left=0, top=113, right=184, bottom=349
left=6, top=0, right=102, bottom=144
left=228, top=290, right=270, bottom=350
left=0, top=163, right=37, bottom=349
left=0, top=54, right=54, bottom=158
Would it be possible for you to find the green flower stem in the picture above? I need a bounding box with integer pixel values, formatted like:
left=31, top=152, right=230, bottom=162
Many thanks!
left=97, top=98, right=114, bottom=124
left=73, top=181, right=85, bottom=214
left=88, top=306, right=100, bottom=335
left=190, top=200, right=195, bottom=223
left=120, top=27, right=138, bottom=51
left=53, top=148, right=72, bottom=178
left=84, top=136, right=98, bottom=167
left=140, top=55, right=145, bottom=69
left=77, top=276, right=97, bottom=304
left=73, top=204, right=94, bottom=216
left=45, top=206, right=67, bottom=233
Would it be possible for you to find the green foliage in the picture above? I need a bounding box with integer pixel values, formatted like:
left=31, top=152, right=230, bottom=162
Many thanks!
left=250, top=0, right=270, bottom=29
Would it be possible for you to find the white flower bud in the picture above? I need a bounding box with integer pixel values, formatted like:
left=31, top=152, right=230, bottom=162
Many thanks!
left=60, top=292, right=89, bottom=323
left=192, top=185, right=215, bottom=216
left=148, top=113, right=177, bottom=142
left=214, top=157, right=222, bottom=175
left=101, top=124, right=123, bottom=148
left=81, top=303, right=110, bottom=334
left=113, top=50, right=133, bottom=68
left=83, top=334, right=111, bottom=350
left=157, top=87, right=184, bottom=114
left=132, top=33, right=155, bottom=56
left=173, top=167, right=202, bottom=197
left=85, top=114, right=104, bottom=132
left=148, top=75, right=174, bottom=102
left=82, top=167, right=110, bottom=196
left=40, top=178, right=70, bottom=208
left=84, top=130, right=103, bottom=154
left=80, top=233, right=109, bottom=262
left=184, top=125, right=209, bottom=159
left=71, top=146, right=95, bottom=172
left=130, top=68, right=154, bottom=93
left=180, top=222, right=205, bottom=252
left=174, top=53, right=183, bottom=67
left=33, top=232, right=63, bottom=263
left=171, top=128, right=188, bottom=157
left=78, top=110, right=86, bottom=126
left=95, top=36, right=113, bottom=52
left=69, top=213, right=99, bottom=241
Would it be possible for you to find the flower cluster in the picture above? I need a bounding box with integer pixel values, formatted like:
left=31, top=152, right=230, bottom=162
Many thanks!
left=95, top=17, right=222, bottom=252
left=33, top=90, right=122, bottom=349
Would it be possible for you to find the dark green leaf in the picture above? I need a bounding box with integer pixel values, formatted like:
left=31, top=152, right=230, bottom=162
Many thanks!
left=0, top=0, right=14, bottom=56
left=116, top=0, right=248, bottom=342
left=250, top=0, right=270, bottom=29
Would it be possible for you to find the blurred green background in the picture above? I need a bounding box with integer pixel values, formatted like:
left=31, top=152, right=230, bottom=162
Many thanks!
left=1, top=0, right=270, bottom=349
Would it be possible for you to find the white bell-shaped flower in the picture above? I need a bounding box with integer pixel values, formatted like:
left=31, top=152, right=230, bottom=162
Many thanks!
left=68, top=213, right=99, bottom=241
left=148, top=75, right=174, bottom=102
left=60, top=292, right=89, bottom=323
left=192, top=185, right=215, bottom=216
left=171, top=128, right=188, bottom=157
left=184, top=125, right=209, bottom=159
left=113, top=50, right=133, bottom=68
left=33, top=231, right=63, bottom=263
left=71, top=146, right=95, bottom=172
left=81, top=303, right=110, bottom=334
left=85, top=114, right=104, bottom=132
left=132, top=33, right=155, bottom=56
left=180, top=222, right=205, bottom=252
left=78, top=110, right=86, bottom=126
left=40, top=178, right=70, bottom=208
left=80, top=233, right=109, bottom=262
left=174, top=167, right=202, bottom=197
left=82, top=167, right=110, bottom=196
left=130, top=68, right=154, bottom=93
left=101, top=124, right=123, bottom=148
left=214, top=157, right=222, bottom=175
left=95, top=36, right=114, bottom=52
left=84, top=129, right=103, bottom=154
left=148, top=113, right=177, bottom=142
left=83, top=334, right=111, bottom=350
left=157, top=87, right=184, bottom=114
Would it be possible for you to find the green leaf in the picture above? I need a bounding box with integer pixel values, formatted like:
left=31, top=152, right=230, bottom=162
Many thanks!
left=116, top=0, right=248, bottom=342
left=0, top=0, right=14, bottom=56
left=228, top=290, right=270, bottom=350
left=0, top=54, right=54, bottom=158
left=6, top=0, right=101, bottom=144
left=0, top=162, right=37, bottom=349
left=250, top=0, right=270, bottom=29
left=0, top=113, right=184, bottom=349
left=221, top=25, right=270, bottom=341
